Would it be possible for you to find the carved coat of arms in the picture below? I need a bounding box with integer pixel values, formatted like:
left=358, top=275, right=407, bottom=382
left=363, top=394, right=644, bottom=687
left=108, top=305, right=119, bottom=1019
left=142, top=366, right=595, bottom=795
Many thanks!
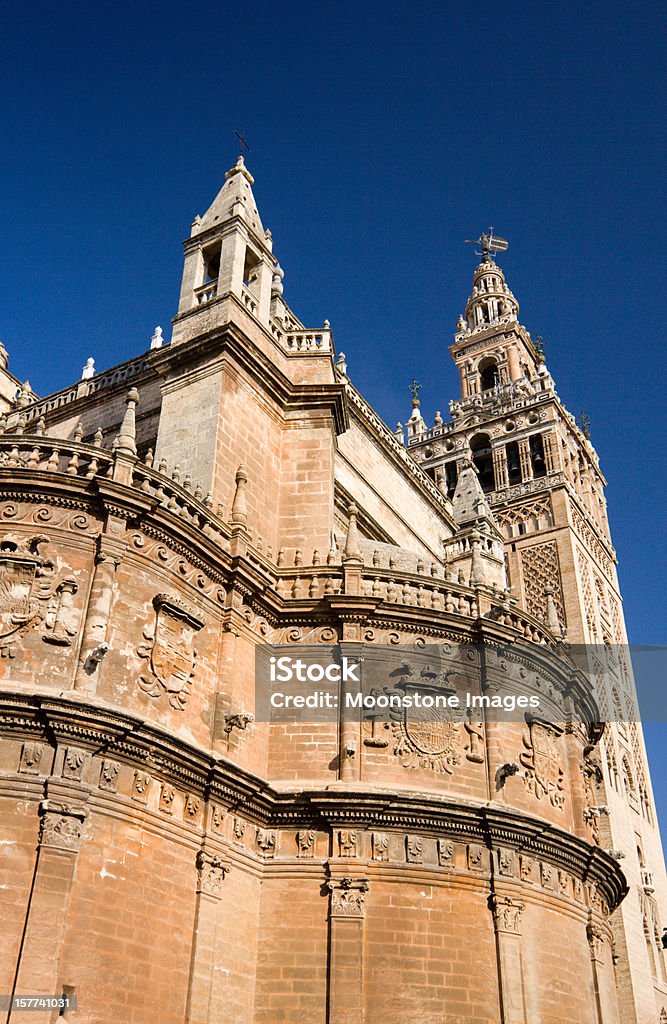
left=520, top=720, right=565, bottom=808
left=0, top=534, right=62, bottom=655
left=138, top=593, right=205, bottom=710
left=388, top=664, right=482, bottom=774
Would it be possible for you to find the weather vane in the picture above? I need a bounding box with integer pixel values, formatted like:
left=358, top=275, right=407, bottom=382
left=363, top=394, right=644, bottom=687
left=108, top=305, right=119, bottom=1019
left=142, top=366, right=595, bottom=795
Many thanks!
left=234, top=129, right=252, bottom=157
left=465, top=228, right=509, bottom=261
left=409, top=379, right=422, bottom=402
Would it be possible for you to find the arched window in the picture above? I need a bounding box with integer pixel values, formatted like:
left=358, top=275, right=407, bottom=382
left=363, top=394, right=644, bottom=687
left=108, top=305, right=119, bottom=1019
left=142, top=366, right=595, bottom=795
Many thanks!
left=470, top=433, right=494, bottom=493
left=479, top=358, right=499, bottom=392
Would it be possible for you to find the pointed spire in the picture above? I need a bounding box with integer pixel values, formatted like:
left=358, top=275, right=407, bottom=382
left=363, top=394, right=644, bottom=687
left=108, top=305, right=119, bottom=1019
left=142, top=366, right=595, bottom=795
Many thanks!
left=451, top=460, right=494, bottom=528
left=198, top=154, right=264, bottom=237
left=231, top=465, right=248, bottom=526
left=113, top=389, right=139, bottom=456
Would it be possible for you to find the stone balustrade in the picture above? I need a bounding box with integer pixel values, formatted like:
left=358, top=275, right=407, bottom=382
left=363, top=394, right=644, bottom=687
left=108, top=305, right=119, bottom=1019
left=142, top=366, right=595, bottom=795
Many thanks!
left=16, top=354, right=152, bottom=425
left=194, top=280, right=218, bottom=305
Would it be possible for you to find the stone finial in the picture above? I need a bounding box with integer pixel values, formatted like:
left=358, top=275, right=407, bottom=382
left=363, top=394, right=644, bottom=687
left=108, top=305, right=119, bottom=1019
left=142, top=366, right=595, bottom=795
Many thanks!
left=336, top=352, right=348, bottom=376
left=395, top=422, right=405, bottom=444
left=231, top=465, right=248, bottom=526
left=81, top=357, right=95, bottom=380
left=544, top=585, right=562, bottom=635
left=0, top=341, right=8, bottom=370
left=113, top=389, right=139, bottom=456
left=150, top=326, right=164, bottom=350
left=271, top=263, right=284, bottom=296
left=15, top=381, right=34, bottom=408
left=343, top=504, right=361, bottom=560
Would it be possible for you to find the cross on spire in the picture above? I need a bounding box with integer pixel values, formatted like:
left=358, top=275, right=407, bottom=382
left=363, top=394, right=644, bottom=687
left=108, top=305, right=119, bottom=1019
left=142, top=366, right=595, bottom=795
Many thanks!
left=409, top=379, right=422, bottom=403
left=234, top=129, right=252, bottom=157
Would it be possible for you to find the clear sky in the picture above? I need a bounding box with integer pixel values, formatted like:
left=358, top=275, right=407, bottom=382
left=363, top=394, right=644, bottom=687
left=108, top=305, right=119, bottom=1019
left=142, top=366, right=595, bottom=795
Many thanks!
left=1, top=3, right=665, bottom=830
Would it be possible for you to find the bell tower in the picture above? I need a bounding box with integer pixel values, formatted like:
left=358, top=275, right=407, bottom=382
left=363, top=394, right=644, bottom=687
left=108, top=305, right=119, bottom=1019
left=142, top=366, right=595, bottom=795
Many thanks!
left=407, top=233, right=667, bottom=1024
left=152, top=154, right=345, bottom=556
left=173, top=154, right=277, bottom=341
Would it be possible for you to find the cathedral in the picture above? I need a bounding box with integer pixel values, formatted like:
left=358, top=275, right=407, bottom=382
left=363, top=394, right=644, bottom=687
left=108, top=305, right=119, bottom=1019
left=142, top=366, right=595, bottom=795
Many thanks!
left=0, top=154, right=665, bottom=1024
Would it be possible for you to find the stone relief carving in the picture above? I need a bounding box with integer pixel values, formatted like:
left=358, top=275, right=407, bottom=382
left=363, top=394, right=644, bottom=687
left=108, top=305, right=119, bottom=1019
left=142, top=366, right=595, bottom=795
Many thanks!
left=256, top=829, right=277, bottom=856
left=498, top=849, right=515, bottom=876
left=62, top=747, right=88, bottom=781
left=297, top=829, right=315, bottom=857
left=0, top=533, right=77, bottom=655
left=371, top=664, right=487, bottom=774
left=132, top=770, right=151, bottom=802
left=371, top=832, right=388, bottom=861
left=196, top=852, right=229, bottom=899
left=138, top=593, right=205, bottom=710
left=406, top=835, right=423, bottom=864
left=19, top=741, right=44, bottom=774
left=39, top=800, right=87, bottom=853
left=437, top=839, right=454, bottom=866
left=160, top=783, right=176, bottom=814
left=43, top=578, right=80, bottom=646
left=586, top=921, right=606, bottom=961
left=184, top=794, right=201, bottom=820
left=491, top=895, right=524, bottom=935
left=98, top=759, right=120, bottom=792
left=338, top=829, right=357, bottom=857
left=520, top=720, right=565, bottom=809
left=326, top=877, right=369, bottom=918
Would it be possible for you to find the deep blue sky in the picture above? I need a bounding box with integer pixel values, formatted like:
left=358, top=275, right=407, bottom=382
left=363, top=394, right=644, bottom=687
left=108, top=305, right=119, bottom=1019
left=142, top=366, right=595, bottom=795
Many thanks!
left=1, top=3, right=665, bottom=831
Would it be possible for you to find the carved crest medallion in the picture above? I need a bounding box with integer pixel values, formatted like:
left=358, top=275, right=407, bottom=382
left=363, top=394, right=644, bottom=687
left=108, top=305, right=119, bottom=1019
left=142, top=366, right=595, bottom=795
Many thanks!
left=138, top=593, right=205, bottom=710
left=390, top=667, right=469, bottom=774
left=0, top=534, right=56, bottom=654
left=520, top=720, right=565, bottom=809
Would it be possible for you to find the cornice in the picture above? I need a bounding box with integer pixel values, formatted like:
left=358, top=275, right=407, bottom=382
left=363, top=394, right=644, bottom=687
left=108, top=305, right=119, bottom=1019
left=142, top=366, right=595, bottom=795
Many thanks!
left=0, top=689, right=626, bottom=910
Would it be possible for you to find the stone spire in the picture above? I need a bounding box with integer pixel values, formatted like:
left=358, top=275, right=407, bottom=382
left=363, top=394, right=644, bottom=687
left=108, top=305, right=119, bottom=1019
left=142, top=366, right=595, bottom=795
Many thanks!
left=450, top=460, right=494, bottom=529
left=173, top=153, right=277, bottom=338
left=198, top=155, right=264, bottom=237
left=448, top=460, right=507, bottom=590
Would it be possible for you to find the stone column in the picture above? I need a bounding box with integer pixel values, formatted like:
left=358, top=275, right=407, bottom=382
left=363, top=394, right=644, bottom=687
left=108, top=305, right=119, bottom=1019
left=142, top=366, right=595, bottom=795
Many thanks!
left=587, top=919, right=620, bottom=1024
left=542, top=430, right=559, bottom=475
left=184, top=850, right=230, bottom=1024
left=9, top=787, right=89, bottom=1018
left=493, top=445, right=509, bottom=491
left=491, top=895, right=527, bottom=1024
left=73, top=535, right=125, bottom=693
left=326, top=877, right=368, bottom=1024
left=507, top=345, right=520, bottom=381
left=517, top=438, right=533, bottom=483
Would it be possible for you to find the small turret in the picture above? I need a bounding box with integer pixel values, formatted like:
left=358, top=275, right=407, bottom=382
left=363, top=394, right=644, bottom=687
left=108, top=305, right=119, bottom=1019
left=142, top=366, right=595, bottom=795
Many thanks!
left=173, top=154, right=278, bottom=342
